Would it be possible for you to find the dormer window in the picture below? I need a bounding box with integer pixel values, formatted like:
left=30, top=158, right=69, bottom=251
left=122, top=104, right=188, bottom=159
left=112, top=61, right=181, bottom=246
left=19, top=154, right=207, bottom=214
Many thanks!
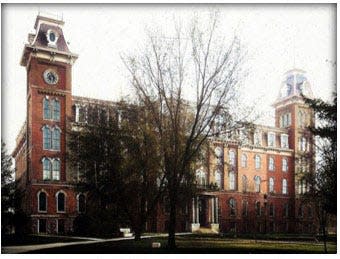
left=46, top=29, right=58, bottom=48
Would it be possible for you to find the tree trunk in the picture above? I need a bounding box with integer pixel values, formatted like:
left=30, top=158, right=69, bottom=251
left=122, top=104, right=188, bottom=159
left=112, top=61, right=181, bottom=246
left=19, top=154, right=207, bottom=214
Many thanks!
left=321, top=211, right=328, bottom=253
left=167, top=190, right=177, bottom=249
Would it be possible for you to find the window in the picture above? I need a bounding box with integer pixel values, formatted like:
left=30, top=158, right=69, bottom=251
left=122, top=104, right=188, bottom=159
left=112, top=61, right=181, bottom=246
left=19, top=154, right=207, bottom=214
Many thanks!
left=229, top=150, right=236, bottom=166
left=269, top=203, right=274, bottom=217
left=283, top=203, right=289, bottom=217
left=268, top=157, right=274, bottom=171
left=242, top=200, right=248, bottom=216
left=280, top=113, right=291, bottom=127
left=43, top=158, right=51, bottom=180
left=52, top=99, right=60, bottom=121
left=196, top=169, right=207, bottom=186
left=255, top=201, right=261, bottom=216
left=57, top=192, right=65, bottom=212
left=298, top=205, right=304, bottom=218
left=242, top=175, right=248, bottom=192
left=52, top=128, right=61, bottom=150
left=254, top=176, right=261, bottom=193
left=254, top=130, right=262, bottom=146
left=268, top=132, right=275, bottom=147
left=38, top=219, right=47, bottom=233
left=52, top=159, right=60, bottom=180
left=43, top=97, right=51, bottom=119
left=43, top=97, right=60, bottom=121
left=77, top=194, right=86, bottom=213
left=255, top=155, right=261, bottom=169
left=282, top=179, right=288, bottom=194
left=229, top=171, right=235, bottom=190
left=214, top=147, right=223, bottom=165
left=229, top=198, right=236, bottom=216
left=215, top=170, right=222, bottom=189
left=38, top=191, right=47, bottom=212
left=43, top=126, right=51, bottom=150
left=299, top=137, right=307, bottom=152
left=281, top=134, right=289, bottom=148
left=241, top=154, right=247, bottom=168
left=269, top=177, right=274, bottom=193
left=282, top=158, right=288, bottom=172
left=307, top=206, right=313, bottom=218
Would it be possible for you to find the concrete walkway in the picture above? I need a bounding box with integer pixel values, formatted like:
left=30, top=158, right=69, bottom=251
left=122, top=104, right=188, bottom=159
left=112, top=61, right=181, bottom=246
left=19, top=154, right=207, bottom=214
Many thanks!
left=2, top=233, right=192, bottom=254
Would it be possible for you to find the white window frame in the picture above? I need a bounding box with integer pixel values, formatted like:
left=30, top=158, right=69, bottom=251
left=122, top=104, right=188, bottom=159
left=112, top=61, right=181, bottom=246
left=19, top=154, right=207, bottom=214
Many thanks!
left=241, top=154, right=247, bottom=168
left=37, top=190, right=48, bottom=213
left=268, top=132, right=276, bottom=147
left=282, top=158, right=288, bottom=172
left=255, top=155, right=261, bottom=169
left=56, top=190, right=66, bottom=213
left=281, top=134, right=289, bottom=149
left=282, top=179, right=288, bottom=194
left=269, top=177, right=274, bottom=193
left=229, top=171, right=235, bottom=190
left=268, top=157, right=275, bottom=171
left=215, top=170, right=222, bottom=189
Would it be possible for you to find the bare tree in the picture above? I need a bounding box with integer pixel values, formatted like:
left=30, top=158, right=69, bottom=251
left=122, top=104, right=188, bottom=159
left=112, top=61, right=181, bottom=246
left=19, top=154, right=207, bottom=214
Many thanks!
left=122, top=12, right=251, bottom=248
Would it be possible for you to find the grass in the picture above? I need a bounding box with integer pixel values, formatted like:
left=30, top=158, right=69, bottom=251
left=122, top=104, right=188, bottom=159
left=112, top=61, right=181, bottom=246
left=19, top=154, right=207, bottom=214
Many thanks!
left=1, top=234, right=83, bottom=246
left=24, top=235, right=336, bottom=254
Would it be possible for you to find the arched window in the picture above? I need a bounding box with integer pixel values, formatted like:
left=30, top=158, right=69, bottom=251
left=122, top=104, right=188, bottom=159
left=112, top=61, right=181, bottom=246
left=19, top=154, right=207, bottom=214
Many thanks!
left=242, top=175, right=248, bottom=192
left=38, top=191, right=47, bottom=212
left=77, top=194, right=86, bottom=213
left=43, top=126, right=51, bottom=150
left=56, top=191, right=66, bottom=212
left=42, top=158, right=51, bottom=180
left=269, top=177, right=274, bottom=193
left=241, top=154, right=247, bottom=168
left=229, top=198, right=236, bottom=216
left=229, top=171, right=235, bottom=190
left=52, top=128, right=61, bottom=150
left=229, top=150, right=236, bottom=166
left=52, top=159, right=60, bottom=180
left=268, top=157, right=274, bottom=171
left=52, top=99, right=61, bottom=121
left=215, top=170, right=221, bottom=189
left=282, top=158, right=288, bottom=172
left=43, top=97, right=51, bottom=119
left=255, top=201, right=261, bottom=216
left=282, top=179, right=288, bottom=194
left=254, top=176, right=261, bottom=193
left=255, top=155, right=261, bottom=169
left=196, top=169, right=207, bottom=186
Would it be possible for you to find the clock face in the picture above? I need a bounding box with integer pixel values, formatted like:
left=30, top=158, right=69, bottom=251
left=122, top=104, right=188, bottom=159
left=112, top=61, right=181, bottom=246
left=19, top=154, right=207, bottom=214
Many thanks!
left=43, top=69, right=59, bottom=85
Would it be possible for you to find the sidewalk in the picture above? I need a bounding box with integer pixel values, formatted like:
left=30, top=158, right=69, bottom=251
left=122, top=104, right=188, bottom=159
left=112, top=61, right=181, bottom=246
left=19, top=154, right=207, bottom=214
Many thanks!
left=2, top=233, right=192, bottom=254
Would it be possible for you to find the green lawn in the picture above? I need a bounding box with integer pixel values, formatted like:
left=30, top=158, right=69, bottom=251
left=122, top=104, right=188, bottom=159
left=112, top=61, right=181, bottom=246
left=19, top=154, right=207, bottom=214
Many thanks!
left=26, top=235, right=336, bottom=254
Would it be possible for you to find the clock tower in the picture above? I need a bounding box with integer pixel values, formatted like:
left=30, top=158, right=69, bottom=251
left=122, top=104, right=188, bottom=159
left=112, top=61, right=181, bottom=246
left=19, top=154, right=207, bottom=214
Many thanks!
left=19, top=14, right=78, bottom=234
left=273, top=69, right=315, bottom=229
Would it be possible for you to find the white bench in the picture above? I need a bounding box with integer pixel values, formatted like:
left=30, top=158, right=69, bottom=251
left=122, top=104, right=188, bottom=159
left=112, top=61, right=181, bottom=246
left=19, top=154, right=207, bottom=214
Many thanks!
left=119, top=228, right=133, bottom=237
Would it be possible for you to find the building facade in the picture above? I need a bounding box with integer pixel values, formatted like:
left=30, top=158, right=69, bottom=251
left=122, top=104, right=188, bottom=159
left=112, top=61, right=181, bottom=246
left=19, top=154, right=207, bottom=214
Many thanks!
left=13, top=15, right=316, bottom=234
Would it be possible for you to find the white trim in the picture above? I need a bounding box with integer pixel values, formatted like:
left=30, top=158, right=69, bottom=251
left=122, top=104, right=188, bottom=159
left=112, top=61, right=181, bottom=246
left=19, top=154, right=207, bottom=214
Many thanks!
left=56, top=190, right=67, bottom=213
left=37, top=190, right=48, bottom=213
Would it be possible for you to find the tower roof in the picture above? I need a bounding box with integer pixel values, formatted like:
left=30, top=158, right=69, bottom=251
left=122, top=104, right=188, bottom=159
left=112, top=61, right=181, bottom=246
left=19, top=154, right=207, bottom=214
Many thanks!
left=273, top=69, right=314, bottom=106
left=20, top=14, right=78, bottom=67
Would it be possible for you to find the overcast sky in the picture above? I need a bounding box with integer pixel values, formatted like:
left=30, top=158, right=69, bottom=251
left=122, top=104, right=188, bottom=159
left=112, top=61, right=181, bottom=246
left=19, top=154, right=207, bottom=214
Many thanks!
left=2, top=4, right=336, bottom=153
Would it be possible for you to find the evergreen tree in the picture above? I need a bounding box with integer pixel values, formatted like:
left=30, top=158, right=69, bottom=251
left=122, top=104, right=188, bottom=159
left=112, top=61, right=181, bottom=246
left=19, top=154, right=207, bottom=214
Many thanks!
left=1, top=140, right=15, bottom=234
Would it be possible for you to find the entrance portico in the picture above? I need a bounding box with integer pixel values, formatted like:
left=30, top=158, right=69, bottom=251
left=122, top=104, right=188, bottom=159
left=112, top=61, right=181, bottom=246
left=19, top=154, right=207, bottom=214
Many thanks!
left=191, top=194, right=219, bottom=233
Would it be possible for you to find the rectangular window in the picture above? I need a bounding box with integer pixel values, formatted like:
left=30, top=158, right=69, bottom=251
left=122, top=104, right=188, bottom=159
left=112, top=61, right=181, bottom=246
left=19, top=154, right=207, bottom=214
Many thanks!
left=38, top=219, right=47, bottom=233
left=281, top=134, right=289, bottom=148
left=268, top=132, right=275, bottom=147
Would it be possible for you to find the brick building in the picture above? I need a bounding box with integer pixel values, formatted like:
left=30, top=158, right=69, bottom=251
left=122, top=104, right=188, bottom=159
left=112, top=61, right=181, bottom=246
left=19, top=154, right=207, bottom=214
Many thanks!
left=12, top=15, right=316, bottom=234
